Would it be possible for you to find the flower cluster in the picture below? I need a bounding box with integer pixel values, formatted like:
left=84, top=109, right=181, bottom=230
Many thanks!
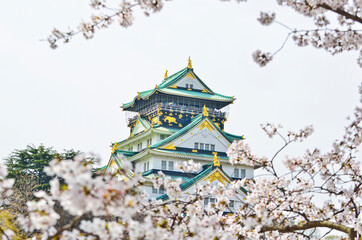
left=176, top=159, right=202, bottom=173
left=47, top=0, right=164, bottom=48
left=227, top=139, right=268, bottom=167
left=257, top=12, right=276, bottom=26
left=260, top=123, right=282, bottom=138
left=252, top=50, right=273, bottom=67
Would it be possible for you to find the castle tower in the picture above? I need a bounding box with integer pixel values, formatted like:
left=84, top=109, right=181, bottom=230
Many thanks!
left=104, top=59, right=252, bottom=207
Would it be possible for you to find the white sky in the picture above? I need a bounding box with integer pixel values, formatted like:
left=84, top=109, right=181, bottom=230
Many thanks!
left=0, top=0, right=360, bottom=167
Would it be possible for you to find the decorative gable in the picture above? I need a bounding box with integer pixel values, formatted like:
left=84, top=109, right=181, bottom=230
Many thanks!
left=157, top=165, right=247, bottom=202
left=105, top=152, right=135, bottom=181
left=131, top=117, right=150, bottom=136
left=203, top=168, right=231, bottom=186
left=169, top=71, right=208, bottom=92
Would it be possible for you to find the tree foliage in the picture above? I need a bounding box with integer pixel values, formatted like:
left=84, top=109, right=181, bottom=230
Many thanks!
left=4, top=144, right=79, bottom=191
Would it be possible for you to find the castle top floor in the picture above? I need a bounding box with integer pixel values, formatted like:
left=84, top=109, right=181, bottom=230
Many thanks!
left=122, top=58, right=235, bottom=131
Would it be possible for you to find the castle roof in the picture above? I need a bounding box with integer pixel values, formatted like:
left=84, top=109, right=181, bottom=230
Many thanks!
left=112, top=113, right=243, bottom=154
left=122, top=67, right=234, bottom=110
left=156, top=163, right=247, bottom=202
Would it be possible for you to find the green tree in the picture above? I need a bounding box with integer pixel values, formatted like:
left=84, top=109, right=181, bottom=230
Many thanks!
left=4, top=144, right=79, bottom=191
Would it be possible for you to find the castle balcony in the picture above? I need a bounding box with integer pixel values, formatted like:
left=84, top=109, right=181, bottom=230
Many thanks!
left=125, top=103, right=229, bottom=126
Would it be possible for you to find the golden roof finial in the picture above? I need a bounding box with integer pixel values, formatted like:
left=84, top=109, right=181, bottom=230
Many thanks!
left=187, top=56, right=192, bottom=69
left=213, top=152, right=220, bottom=167
left=203, top=105, right=209, bottom=117
left=112, top=142, right=118, bottom=154
left=164, top=69, right=168, bottom=79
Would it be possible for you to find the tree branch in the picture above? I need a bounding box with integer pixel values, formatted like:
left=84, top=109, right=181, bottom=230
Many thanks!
left=47, top=214, right=85, bottom=240
left=261, top=220, right=357, bottom=239
left=317, top=3, right=362, bottom=24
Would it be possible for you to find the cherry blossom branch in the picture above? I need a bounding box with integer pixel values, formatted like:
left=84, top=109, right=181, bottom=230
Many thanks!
left=317, top=3, right=362, bottom=24
left=261, top=220, right=357, bottom=239
left=47, top=214, right=85, bottom=240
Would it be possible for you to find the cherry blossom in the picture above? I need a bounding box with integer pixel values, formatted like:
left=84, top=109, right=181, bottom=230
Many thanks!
left=45, top=0, right=362, bottom=67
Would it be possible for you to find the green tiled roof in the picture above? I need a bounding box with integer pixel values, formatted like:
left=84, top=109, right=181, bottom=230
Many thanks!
left=122, top=67, right=234, bottom=109
left=96, top=165, right=107, bottom=171
left=158, top=67, right=189, bottom=89
left=113, top=150, right=138, bottom=157
left=139, top=117, right=151, bottom=129
left=205, top=117, right=243, bottom=143
left=159, top=88, right=233, bottom=101
left=157, top=164, right=214, bottom=201
left=130, top=116, right=151, bottom=136
left=157, top=164, right=247, bottom=201
left=153, top=126, right=179, bottom=133
left=112, top=122, right=177, bottom=149
left=150, top=113, right=241, bottom=150
left=224, top=132, right=243, bottom=141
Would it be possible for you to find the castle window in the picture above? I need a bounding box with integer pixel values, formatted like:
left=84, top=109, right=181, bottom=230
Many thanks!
left=199, top=143, right=204, bottom=150
left=234, top=168, right=239, bottom=178
left=240, top=169, right=246, bottom=179
left=205, top=144, right=210, bottom=151
left=194, top=142, right=199, bottom=149
left=147, top=138, right=152, bottom=146
left=137, top=143, right=143, bottom=151
left=210, top=144, right=215, bottom=151
left=161, top=161, right=167, bottom=170
left=190, top=84, right=193, bottom=89
left=159, top=186, right=165, bottom=194
left=144, top=162, right=149, bottom=172
left=152, top=187, right=157, bottom=194
left=186, top=84, right=189, bottom=89
left=168, top=161, right=174, bottom=171
left=204, top=198, right=209, bottom=206
left=160, top=134, right=167, bottom=140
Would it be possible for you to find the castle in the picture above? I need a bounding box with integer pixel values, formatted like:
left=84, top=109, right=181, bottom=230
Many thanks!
left=103, top=59, right=252, bottom=207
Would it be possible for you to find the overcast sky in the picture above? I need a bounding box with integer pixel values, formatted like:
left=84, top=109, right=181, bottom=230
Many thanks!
left=1, top=0, right=360, bottom=166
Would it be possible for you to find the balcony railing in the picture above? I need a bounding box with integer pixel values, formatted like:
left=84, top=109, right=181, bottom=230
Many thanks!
left=125, top=103, right=229, bottom=126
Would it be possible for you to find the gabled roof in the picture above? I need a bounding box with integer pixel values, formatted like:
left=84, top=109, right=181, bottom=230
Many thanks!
left=110, top=113, right=243, bottom=162
left=157, top=164, right=247, bottom=201
left=130, top=116, right=151, bottom=136
left=112, top=122, right=177, bottom=149
left=150, top=113, right=243, bottom=150
left=122, top=67, right=234, bottom=110
left=158, top=67, right=214, bottom=93
left=151, top=114, right=204, bottom=149
left=105, top=151, right=135, bottom=178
